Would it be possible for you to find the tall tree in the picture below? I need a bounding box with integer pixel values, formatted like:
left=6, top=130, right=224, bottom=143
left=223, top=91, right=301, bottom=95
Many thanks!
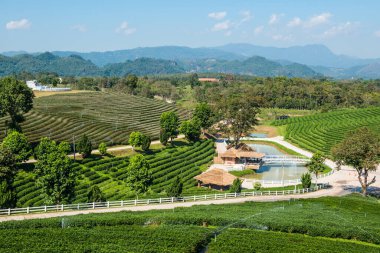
left=35, top=138, right=76, bottom=204
left=166, top=176, right=183, bottom=197
left=0, top=146, right=17, bottom=208
left=193, top=103, right=214, bottom=134
left=77, top=134, right=92, bottom=158
left=160, top=111, right=179, bottom=144
left=217, top=95, right=260, bottom=148
left=0, top=77, right=34, bottom=131
left=125, top=154, right=152, bottom=194
left=129, top=131, right=143, bottom=150
left=179, top=118, right=201, bottom=142
left=332, top=127, right=380, bottom=196
left=2, top=130, right=31, bottom=162
left=306, top=152, right=326, bottom=184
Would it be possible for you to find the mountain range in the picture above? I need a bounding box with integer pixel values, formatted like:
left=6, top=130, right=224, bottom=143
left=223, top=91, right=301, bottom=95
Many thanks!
left=2, top=44, right=380, bottom=79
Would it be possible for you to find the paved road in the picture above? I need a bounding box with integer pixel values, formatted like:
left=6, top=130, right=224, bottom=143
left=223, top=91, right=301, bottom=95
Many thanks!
left=5, top=135, right=378, bottom=222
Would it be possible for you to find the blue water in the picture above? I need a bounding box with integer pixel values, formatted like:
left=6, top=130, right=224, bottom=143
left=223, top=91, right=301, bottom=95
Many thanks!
left=248, top=144, right=307, bottom=180
left=249, top=133, right=268, bottom=138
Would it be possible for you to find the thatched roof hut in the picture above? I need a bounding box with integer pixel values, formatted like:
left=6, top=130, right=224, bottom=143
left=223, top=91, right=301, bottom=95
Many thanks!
left=194, top=168, right=237, bottom=186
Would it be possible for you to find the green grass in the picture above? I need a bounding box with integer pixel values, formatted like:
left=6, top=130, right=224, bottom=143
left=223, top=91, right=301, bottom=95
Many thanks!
left=272, top=107, right=380, bottom=155
left=12, top=140, right=215, bottom=207
left=208, top=229, right=380, bottom=253
left=1, top=195, right=379, bottom=252
left=230, top=170, right=255, bottom=177
left=0, top=92, right=188, bottom=145
left=0, top=225, right=212, bottom=253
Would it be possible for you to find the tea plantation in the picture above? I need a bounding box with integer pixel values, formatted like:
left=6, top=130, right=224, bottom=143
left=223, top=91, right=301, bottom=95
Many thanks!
left=13, top=140, right=215, bottom=207
left=0, top=92, right=187, bottom=145
left=0, top=195, right=379, bottom=252
left=272, top=107, right=380, bottom=155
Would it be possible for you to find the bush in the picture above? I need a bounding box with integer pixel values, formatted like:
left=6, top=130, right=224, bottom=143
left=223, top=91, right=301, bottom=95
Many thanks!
left=253, top=182, right=261, bottom=191
left=98, top=142, right=107, bottom=156
left=141, top=135, right=151, bottom=152
left=229, top=178, right=242, bottom=193
left=77, top=134, right=92, bottom=158
left=301, top=173, right=312, bottom=189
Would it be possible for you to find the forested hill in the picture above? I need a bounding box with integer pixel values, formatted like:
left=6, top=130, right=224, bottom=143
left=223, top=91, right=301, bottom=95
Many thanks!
left=0, top=52, right=321, bottom=78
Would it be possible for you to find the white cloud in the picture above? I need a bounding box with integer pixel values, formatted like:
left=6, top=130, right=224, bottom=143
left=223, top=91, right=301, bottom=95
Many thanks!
left=240, top=10, right=252, bottom=23
left=71, top=24, right=87, bottom=32
left=272, top=34, right=293, bottom=41
left=287, top=17, right=302, bottom=27
left=115, top=21, right=136, bottom=35
left=254, top=25, right=264, bottom=35
left=374, top=30, right=380, bottom=38
left=322, top=21, right=355, bottom=38
left=268, top=14, right=280, bottom=25
left=212, top=20, right=232, bottom=31
left=5, top=19, right=31, bottom=30
left=208, top=11, right=227, bottom=20
left=305, top=12, right=331, bottom=27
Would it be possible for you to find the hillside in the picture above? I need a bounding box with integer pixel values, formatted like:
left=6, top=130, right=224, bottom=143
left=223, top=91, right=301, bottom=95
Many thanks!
left=11, top=139, right=215, bottom=207
left=0, top=92, right=187, bottom=145
left=272, top=107, right=380, bottom=155
left=1, top=195, right=379, bottom=252
left=0, top=52, right=321, bottom=78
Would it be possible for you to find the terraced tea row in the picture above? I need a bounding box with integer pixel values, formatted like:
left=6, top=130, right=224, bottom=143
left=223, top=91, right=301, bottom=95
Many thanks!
left=0, top=92, right=188, bottom=145
left=272, top=107, right=380, bottom=155
left=13, top=140, right=215, bottom=207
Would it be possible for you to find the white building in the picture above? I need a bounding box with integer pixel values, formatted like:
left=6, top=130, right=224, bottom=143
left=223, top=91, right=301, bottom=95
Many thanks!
left=26, top=80, right=71, bottom=92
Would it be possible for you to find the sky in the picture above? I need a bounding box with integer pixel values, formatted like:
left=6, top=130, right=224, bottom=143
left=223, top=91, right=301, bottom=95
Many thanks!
left=1, top=0, right=380, bottom=58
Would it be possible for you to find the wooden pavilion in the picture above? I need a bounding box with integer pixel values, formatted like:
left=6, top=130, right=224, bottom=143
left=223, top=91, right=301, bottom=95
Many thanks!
left=215, top=143, right=265, bottom=169
left=194, top=168, right=237, bottom=191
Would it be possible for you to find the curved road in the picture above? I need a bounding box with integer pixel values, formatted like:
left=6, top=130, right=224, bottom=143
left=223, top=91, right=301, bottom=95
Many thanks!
left=3, top=136, right=378, bottom=222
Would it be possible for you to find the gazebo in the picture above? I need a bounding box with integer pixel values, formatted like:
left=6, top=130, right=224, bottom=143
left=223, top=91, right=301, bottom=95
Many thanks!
left=216, top=143, right=265, bottom=169
left=194, top=168, right=237, bottom=190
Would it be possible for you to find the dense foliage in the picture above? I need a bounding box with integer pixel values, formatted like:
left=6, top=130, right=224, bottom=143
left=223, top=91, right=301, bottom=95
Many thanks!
left=0, top=77, right=34, bottom=130
left=10, top=140, right=215, bottom=207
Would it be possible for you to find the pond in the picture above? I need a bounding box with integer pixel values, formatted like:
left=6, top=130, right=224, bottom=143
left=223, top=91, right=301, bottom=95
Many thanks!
left=248, top=144, right=308, bottom=181
left=249, top=133, right=268, bottom=138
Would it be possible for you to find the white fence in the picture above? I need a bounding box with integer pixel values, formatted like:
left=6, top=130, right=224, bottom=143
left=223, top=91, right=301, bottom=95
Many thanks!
left=262, top=155, right=310, bottom=164
left=0, top=184, right=329, bottom=216
left=247, top=170, right=335, bottom=186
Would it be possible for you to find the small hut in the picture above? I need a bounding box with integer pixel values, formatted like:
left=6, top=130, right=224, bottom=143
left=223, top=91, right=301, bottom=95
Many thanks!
left=216, top=143, right=265, bottom=169
left=194, top=168, right=237, bottom=191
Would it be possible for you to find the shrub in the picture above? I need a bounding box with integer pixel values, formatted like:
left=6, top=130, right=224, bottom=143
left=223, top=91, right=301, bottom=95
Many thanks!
left=98, top=142, right=107, bottom=156
left=301, top=173, right=312, bottom=189
left=229, top=178, right=242, bottom=193
left=253, top=182, right=262, bottom=191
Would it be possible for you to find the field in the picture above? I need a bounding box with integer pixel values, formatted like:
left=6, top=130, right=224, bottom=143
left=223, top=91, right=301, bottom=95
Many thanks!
left=13, top=140, right=215, bottom=207
left=1, top=195, right=379, bottom=252
left=272, top=107, right=380, bottom=155
left=0, top=92, right=187, bottom=145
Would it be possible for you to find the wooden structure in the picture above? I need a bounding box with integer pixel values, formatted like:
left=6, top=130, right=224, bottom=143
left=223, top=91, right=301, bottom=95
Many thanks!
left=215, top=143, right=265, bottom=169
left=194, top=168, right=237, bottom=190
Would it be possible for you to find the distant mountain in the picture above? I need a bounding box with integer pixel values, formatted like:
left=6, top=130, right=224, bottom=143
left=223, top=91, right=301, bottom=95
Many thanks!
left=186, top=56, right=320, bottom=78
left=0, top=52, right=100, bottom=76
left=215, top=43, right=379, bottom=68
left=312, top=62, right=380, bottom=79
left=0, top=52, right=321, bottom=78
left=103, top=58, right=184, bottom=76
left=52, top=46, right=244, bottom=66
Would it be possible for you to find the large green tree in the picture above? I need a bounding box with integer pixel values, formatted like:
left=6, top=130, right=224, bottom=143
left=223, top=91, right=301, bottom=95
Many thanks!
left=0, top=77, right=34, bottom=131
left=217, top=95, right=260, bottom=148
left=125, top=154, right=152, bottom=194
left=332, top=127, right=380, bottom=196
left=77, top=134, right=92, bottom=158
left=129, top=131, right=143, bottom=150
left=0, top=146, right=17, bottom=208
left=193, top=103, right=214, bottom=133
left=179, top=118, right=201, bottom=142
left=2, top=130, right=31, bottom=162
left=306, top=152, right=326, bottom=184
left=160, top=111, right=179, bottom=144
left=35, top=138, right=76, bottom=204
left=166, top=176, right=183, bottom=197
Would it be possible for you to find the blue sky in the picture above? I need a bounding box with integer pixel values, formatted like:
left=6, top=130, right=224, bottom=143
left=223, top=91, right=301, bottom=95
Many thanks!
left=1, top=0, right=380, bottom=58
